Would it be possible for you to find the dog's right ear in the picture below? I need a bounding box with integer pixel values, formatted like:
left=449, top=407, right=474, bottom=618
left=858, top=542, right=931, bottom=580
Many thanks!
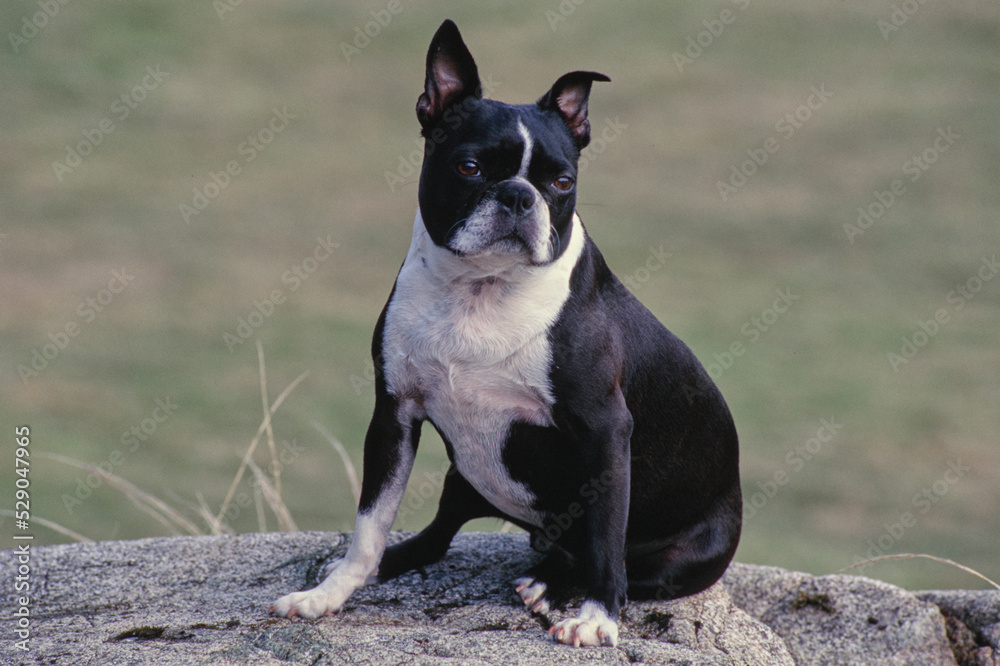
left=417, top=20, right=482, bottom=133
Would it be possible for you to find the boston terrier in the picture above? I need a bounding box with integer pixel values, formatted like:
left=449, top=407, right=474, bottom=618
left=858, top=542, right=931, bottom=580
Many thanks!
left=271, top=19, right=742, bottom=648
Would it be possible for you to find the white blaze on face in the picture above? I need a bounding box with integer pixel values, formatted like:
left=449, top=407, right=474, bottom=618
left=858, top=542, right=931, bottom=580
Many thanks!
left=517, top=119, right=533, bottom=178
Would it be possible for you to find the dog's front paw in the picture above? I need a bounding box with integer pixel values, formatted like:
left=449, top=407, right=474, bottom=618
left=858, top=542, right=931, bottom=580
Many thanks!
left=548, top=600, right=619, bottom=647
left=513, top=576, right=549, bottom=614
left=270, top=585, right=346, bottom=619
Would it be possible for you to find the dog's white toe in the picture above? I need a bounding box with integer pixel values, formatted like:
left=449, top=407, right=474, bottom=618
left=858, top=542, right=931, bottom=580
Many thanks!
left=548, top=600, right=619, bottom=647
left=513, top=576, right=550, bottom=614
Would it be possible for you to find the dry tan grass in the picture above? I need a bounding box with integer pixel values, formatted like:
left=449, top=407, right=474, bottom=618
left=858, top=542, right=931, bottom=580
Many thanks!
left=842, top=554, right=1000, bottom=591
left=35, top=343, right=357, bottom=540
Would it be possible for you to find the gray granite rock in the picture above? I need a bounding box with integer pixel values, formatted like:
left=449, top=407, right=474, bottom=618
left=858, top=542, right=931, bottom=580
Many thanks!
left=2, top=531, right=997, bottom=665
left=916, top=590, right=1000, bottom=665
left=724, top=562, right=964, bottom=665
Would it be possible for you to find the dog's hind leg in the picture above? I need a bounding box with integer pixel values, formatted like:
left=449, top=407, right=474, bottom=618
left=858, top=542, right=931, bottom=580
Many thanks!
left=625, top=495, right=741, bottom=601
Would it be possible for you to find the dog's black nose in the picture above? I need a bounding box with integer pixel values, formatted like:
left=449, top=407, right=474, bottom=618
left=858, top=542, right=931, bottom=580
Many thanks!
left=497, top=181, right=536, bottom=216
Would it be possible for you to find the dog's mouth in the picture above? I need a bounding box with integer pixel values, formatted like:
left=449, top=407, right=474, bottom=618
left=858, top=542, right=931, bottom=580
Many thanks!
left=449, top=211, right=555, bottom=265
left=460, top=230, right=557, bottom=268
left=490, top=229, right=533, bottom=253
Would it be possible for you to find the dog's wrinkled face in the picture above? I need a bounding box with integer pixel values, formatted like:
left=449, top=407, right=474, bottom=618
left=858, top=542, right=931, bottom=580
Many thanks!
left=415, top=21, right=608, bottom=268
left=419, top=101, right=581, bottom=265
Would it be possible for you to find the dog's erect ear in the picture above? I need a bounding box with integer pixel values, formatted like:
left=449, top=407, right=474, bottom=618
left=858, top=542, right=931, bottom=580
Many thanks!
left=417, top=20, right=482, bottom=133
left=537, top=71, right=611, bottom=150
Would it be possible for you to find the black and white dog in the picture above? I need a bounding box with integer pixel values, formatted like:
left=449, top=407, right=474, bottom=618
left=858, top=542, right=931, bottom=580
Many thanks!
left=272, top=20, right=741, bottom=648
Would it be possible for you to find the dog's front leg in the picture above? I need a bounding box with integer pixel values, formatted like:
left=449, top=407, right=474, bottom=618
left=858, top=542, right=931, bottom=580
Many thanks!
left=549, top=389, right=632, bottom=647
left=271, top=392, right=419, bottom=619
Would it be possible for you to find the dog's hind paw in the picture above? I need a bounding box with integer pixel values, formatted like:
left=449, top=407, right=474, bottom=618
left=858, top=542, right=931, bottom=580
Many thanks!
left=512, top=576, right=550, bottom=614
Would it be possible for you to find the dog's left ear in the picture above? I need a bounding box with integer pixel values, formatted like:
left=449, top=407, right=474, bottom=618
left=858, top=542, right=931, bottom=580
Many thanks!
left=417, top=20, right=482, bottom=133
left=537, top=71, right=611, bottom=150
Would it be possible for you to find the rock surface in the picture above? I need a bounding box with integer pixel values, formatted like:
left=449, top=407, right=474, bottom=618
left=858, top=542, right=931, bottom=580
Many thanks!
left=2, top=531, right=997, bottom=665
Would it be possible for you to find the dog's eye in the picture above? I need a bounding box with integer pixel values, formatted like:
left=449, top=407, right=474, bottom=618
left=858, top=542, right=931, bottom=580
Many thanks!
left=552, top=176, right=575, bottom=192
left=456, top=161, right=481, bottom=177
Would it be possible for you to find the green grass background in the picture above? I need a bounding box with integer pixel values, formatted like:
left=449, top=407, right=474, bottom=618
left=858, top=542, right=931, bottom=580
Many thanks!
left=2, top=1, right=998, bottom=591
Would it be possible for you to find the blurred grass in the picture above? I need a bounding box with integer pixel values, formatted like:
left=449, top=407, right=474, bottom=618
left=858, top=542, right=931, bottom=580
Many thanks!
left=2, top=1, right=998, bottom=591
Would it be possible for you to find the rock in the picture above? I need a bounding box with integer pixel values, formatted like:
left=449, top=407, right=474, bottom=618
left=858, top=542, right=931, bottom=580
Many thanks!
left=621, top=582, right=794, bottom=665
left=724, top=562, right=962, bottom=665
left=4, top=531, right=786, bottom=665
left=2, top=531, right=997, bottom=665
left=916, top=590, right=1000, bottom=665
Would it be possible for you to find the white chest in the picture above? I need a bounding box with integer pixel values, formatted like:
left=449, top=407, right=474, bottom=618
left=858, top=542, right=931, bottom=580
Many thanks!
left=381, top=211, right=584, bottom=525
